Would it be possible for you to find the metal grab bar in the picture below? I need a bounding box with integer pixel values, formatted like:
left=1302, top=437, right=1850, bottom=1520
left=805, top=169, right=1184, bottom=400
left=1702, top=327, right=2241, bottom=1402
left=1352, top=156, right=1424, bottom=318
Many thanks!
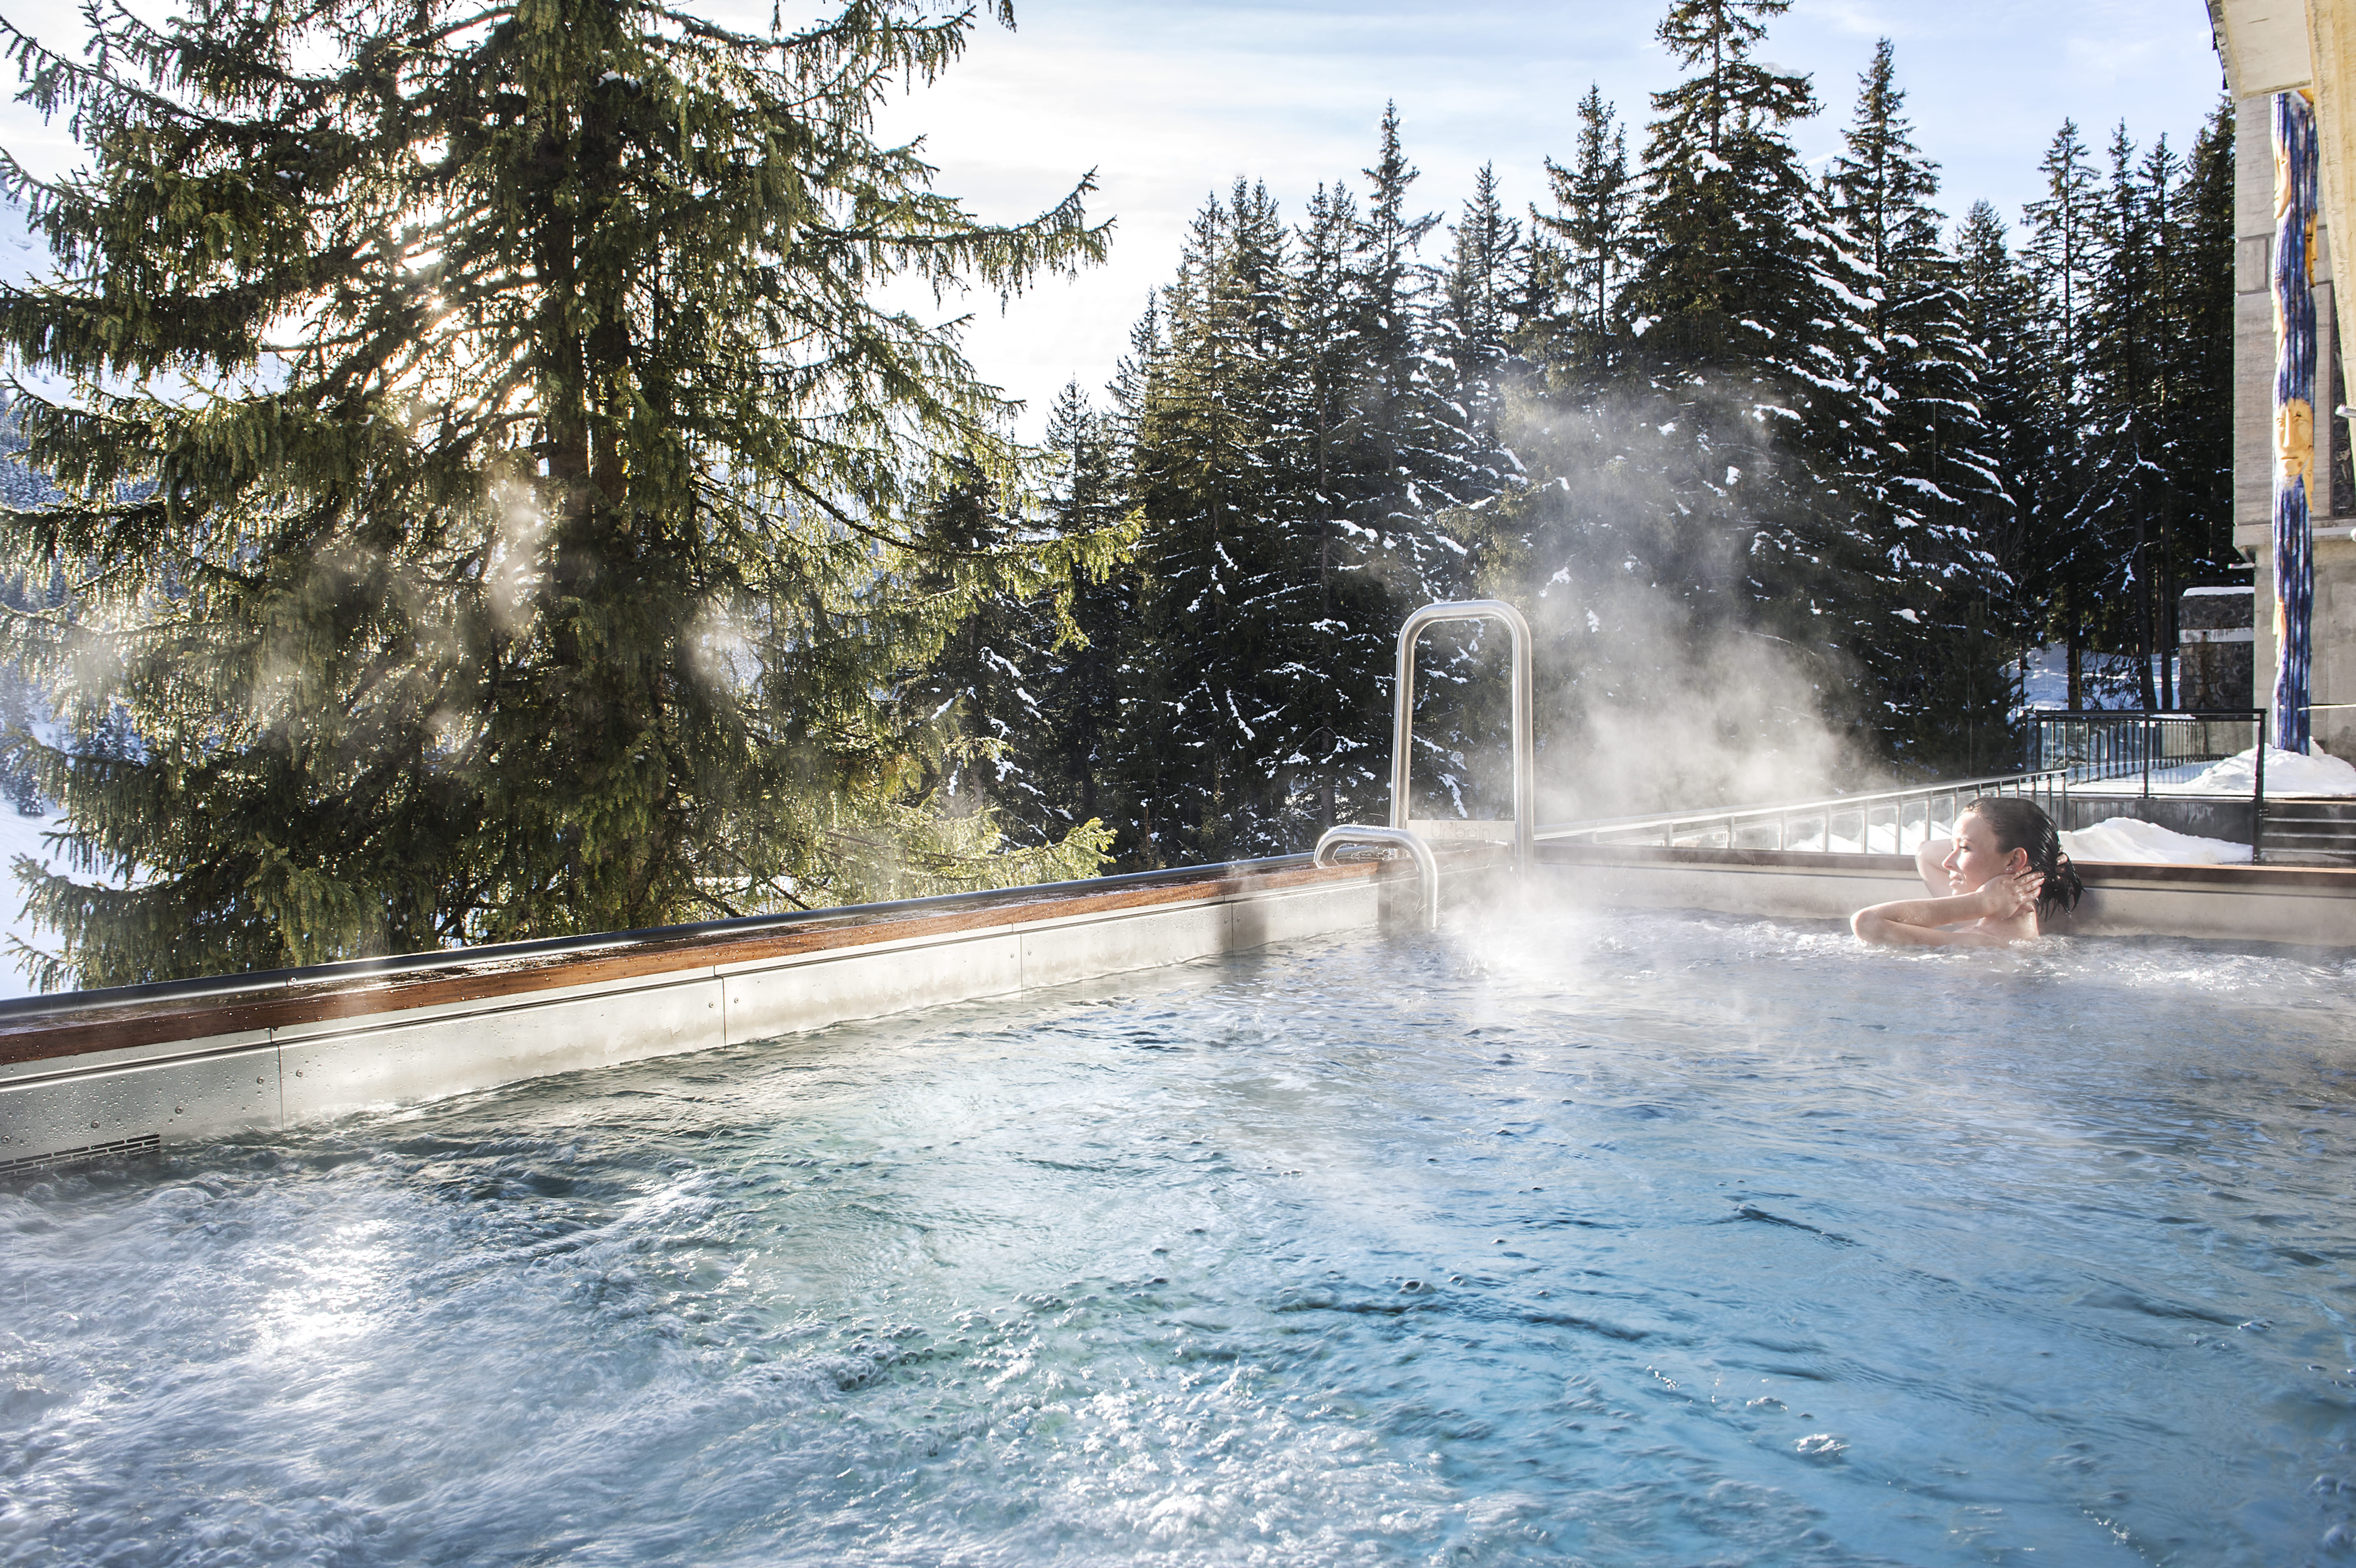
left=1390, top=599, right=1536, bottom=873
left=1314, top=825, right=1438, bottom=931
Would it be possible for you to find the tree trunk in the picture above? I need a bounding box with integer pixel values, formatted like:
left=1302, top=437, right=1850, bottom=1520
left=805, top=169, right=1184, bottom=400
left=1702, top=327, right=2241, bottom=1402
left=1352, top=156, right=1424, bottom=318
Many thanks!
left=2135, top=512, right=2157, bottom=711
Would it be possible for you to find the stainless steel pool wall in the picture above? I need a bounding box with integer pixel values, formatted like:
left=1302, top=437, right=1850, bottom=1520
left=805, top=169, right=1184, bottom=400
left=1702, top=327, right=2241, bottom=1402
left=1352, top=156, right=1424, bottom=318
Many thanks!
left=10, top=842, right=2356, bottom=1175
left=0, top=856, right=1433, bottom=1174
left=1539, top=842, right=2356, bottom=943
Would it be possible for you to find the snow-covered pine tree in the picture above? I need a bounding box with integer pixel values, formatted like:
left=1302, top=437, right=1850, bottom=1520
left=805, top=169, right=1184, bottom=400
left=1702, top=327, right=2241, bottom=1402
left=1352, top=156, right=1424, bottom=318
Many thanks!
left=1529, top=84, right=1637, bottom=371
left=1290, top=180, right=1399, bottom=833
left=1124, top=182, right=1321, bottom=860
left=1019, top=384, right=1144, bottom=854
left=2168, top=100, right=2240, bottom=596
left=0, top=0, right=1119, bottom=986
left=2018, top=119, right=2104, bottom=705
left=1603, top=0, right=1874, bottom=732
left=1827, top=39, right=2014, bottom=772
left=897, top=433, right=1123, bottom=873
left=2080, top=112, right=2245, bottom=711
left=1347, top=104, right=1472, bottom=604
left=1338, top=107, right=1516, bottom=820
left=1953, top=200, right=2041, bottom=672
left=1435, top=164, right=1524, bottom=512
left=2076, top=124, right=2171, bottom=708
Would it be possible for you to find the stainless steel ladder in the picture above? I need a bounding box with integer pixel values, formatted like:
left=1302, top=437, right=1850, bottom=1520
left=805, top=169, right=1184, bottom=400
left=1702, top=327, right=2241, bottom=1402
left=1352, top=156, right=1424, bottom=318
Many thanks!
left=1314, top=599, right=1537, bottom=927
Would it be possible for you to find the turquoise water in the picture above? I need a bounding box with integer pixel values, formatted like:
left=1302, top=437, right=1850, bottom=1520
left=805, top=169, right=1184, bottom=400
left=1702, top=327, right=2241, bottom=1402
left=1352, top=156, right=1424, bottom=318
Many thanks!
left=5, top=909, right=2356, bottom=1565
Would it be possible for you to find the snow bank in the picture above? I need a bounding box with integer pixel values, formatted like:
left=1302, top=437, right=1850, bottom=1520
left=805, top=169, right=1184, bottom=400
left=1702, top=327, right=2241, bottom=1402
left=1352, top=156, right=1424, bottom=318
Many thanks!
left=2061, top=816, right=2252, bottom=865
left=2154, top=745, right=2356, bottom=797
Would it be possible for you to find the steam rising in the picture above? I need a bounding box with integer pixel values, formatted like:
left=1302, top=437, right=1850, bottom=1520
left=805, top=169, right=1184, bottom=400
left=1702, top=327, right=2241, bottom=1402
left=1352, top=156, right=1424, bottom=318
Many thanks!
left=1414, top=379, right=1881, bottom=828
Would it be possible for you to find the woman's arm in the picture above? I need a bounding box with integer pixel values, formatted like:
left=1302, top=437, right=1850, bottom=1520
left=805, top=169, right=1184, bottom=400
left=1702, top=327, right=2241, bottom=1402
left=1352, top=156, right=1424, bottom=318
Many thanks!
left=1851, top=870, right=2042, bottom=947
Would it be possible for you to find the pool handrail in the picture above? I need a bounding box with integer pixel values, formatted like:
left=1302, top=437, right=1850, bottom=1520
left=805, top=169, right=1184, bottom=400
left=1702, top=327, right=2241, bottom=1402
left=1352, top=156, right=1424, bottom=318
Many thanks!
left=1390, top=599, right=1536, bottom=874
left=1537, top=769, right=2071, bottom=854
left=1313, top=825, right=1439, bottom=930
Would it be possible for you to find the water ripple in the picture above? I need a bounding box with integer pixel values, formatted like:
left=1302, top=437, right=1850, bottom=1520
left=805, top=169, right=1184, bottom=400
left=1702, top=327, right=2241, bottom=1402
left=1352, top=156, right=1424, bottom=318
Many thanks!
left=3, top=908, right=2355, bottom=1564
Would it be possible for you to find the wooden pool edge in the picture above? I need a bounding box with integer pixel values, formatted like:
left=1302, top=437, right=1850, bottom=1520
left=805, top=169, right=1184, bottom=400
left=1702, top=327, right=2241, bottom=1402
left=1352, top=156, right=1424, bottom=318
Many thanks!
left=10, top=841, right=2354, bottom=1174
left=0, top=856, right=1443, bottom=1173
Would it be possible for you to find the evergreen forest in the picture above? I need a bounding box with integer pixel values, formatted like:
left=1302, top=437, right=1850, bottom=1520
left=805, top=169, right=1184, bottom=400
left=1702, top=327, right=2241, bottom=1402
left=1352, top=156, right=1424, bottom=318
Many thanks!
left=0, top=0, right=2242, bottom=987
left=952, top=16, right=2239, bottom=873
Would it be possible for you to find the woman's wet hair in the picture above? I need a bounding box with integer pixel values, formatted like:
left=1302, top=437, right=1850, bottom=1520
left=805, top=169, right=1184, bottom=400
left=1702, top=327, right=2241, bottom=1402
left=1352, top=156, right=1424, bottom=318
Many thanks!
left=1963, top=796, right=2084, bottom=920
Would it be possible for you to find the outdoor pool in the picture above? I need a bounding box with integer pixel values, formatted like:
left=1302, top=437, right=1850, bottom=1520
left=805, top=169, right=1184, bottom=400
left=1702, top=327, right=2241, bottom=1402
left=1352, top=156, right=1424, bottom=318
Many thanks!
left=5, top=908, right=2356, bottom=1565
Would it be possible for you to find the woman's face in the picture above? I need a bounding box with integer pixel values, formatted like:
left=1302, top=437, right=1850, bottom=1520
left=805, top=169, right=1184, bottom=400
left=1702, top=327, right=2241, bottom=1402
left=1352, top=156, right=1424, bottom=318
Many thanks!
left=1943, top=812, right=2026, bottom=893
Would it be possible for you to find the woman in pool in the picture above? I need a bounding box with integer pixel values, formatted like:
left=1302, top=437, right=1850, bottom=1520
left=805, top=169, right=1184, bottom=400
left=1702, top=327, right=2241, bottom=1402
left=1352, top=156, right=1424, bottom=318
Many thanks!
left=1851, top=795, right=2084, bottom=947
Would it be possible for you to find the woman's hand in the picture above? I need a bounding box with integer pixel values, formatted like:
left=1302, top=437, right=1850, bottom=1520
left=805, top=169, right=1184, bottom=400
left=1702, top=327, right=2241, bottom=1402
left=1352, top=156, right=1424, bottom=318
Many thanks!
left=1965, top=867, right=2043, bottom=921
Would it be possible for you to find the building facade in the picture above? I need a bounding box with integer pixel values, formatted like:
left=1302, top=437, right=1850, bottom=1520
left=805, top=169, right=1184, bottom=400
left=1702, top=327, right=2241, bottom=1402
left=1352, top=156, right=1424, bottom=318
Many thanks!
left=2216, top=0, right=2356, bottom=755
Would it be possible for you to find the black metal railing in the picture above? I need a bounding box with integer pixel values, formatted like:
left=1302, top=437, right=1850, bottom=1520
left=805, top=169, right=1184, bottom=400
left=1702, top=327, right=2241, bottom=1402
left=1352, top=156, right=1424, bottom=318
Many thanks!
left=2025, top=709, right=2265, bottom=795
left=2025, top=708, right=2267, bottom=859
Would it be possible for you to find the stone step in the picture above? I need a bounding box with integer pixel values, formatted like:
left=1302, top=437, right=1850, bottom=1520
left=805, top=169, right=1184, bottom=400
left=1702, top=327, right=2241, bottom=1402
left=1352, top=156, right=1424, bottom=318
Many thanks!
left=2265, top=792, right=2356, bottom=812
left=2260, top=805, right=2356, bottom=865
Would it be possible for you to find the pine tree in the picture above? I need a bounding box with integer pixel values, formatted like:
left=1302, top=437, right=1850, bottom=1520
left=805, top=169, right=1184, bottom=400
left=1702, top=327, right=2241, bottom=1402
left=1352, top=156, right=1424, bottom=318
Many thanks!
left=1953, top=200, right=2040, bottom=665
left=0, top=0, right=1118, bottom=987
left=1531, top=84, right=1636, bottom=360
left=1435, top=163, right=1522, bottom=509
left=2019, top=118, right=2103, bottom=704
left=1033, top=384, right=1144, bottom=849
left=1123, top=182, right=1319, bottom=861
left=901, top=442, right=1122, bottom=870
left=1290, top=179, right=1399, bottom=833
left=2078, top=124, right=2168, bottom=708
left=1602, top=0, right=1871, bottom=729
left=2170, top=99, right=2239, bottom=597
left=1349, top=104, right=1470, bottom=602
left=1827, top=39, right=2014, bottom=771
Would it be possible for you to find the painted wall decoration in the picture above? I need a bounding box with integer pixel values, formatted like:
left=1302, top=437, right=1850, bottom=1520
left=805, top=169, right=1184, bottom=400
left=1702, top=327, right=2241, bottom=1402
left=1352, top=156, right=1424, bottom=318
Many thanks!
left=2275, top=88, right=2320, bottom=755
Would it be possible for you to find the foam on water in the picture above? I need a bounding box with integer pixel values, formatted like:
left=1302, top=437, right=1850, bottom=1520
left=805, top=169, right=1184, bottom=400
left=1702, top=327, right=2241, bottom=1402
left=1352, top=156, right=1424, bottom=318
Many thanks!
left=6, top=909, right=2356, bottom=1565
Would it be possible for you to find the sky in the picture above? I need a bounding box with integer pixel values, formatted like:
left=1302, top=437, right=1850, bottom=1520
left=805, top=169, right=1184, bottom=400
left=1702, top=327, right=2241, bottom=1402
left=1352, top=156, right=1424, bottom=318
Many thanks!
left=0, top=0, right=2231, bottom=437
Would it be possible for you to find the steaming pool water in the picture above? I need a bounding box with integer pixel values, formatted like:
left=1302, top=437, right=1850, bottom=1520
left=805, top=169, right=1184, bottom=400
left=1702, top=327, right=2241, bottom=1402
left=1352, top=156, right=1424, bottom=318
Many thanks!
left=6, top=910, right=2356, bottom=1566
